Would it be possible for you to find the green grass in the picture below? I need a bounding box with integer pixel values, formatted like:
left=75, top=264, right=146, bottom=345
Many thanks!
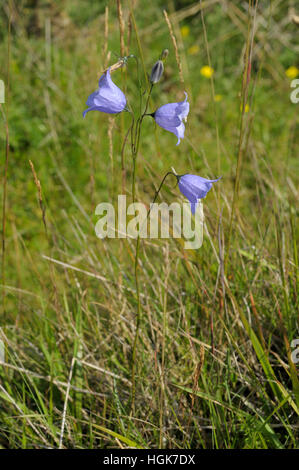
left=0, top=0, right=298, bottom=449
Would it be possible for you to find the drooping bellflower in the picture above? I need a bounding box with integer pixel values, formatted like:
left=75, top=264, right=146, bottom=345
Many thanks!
left=153, top=92, right=189, bottom=145
left=83, top=68, right=126, bottom=117
left=177, top=174, right=221, bottom=214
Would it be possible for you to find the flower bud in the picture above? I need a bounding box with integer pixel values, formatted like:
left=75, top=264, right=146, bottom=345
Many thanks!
left=160, top=49, right=169, bottom=60
left=150, top=60, right=164, bottom=84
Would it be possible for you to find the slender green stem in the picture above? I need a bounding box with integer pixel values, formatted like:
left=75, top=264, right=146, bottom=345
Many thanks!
left=130, top=234, right=141, bottom=412
left=130, top=171, right=176, bottom=414
left=0, top=105, right=9, bottom=319
left=147, top=172, right=177, bottom=219
left=130, top=83, right=154, bottom=413
left=159, top=250, right=169, bottom=448
left=131, top=85, right=153, bottom=203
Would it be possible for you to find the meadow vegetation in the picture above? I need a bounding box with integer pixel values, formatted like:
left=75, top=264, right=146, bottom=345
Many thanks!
left=0, top=0, right=298, bottom=448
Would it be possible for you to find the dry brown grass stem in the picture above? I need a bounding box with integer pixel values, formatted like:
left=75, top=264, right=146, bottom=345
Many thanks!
left=163, top=9, right=184, bottom=86
left=29, top=159, right=47, bottom=235
left=117, top=0, right=125, bottom=57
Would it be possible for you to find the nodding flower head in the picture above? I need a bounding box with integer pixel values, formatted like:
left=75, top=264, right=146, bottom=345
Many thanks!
left=153, top=92, right=189, bottom=145
left=177, top=174, right=221, bottom=214
left=83, top=68, right=126, bottom=118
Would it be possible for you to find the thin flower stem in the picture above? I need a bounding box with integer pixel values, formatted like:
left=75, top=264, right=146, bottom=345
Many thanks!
left=0, top=105, right=9, bottom=319
left=159, top=245, right=169, bottom=448
left=147, top=172, right=177, bottom=219
left=130, top=171, right=176, bottom=413
left=122, top=113, right=135, bottom=194
left=131, top=84, right=153, bottom=203
left=130, top=83, right=154, bottom=413
left=130, top=233, right=141, bottom=413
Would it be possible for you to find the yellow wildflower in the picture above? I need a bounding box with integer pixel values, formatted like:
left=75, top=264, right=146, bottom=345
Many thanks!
left=240, top=103, right=250, bottom=113
left=180, top=25, right=190, bottom=38
left=285, top=66, right=299, bottom=79
left=200, top=65, right=214, bottom=78
left=214, top=94, right=222, bottom=102
left=188, top=44, right=200, bottom=55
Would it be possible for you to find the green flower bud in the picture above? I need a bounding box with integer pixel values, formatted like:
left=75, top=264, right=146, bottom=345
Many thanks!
left=160, top=49, right=169, bottom=60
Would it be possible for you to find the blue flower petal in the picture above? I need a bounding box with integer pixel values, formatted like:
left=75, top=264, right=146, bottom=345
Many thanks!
left=178, top=174, right=221, bottom=212
left=83, top=105, right=103, bottom=118
left=154, top=92, right=189, bottom=145
left=83, top=68, right=126, bottom=117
